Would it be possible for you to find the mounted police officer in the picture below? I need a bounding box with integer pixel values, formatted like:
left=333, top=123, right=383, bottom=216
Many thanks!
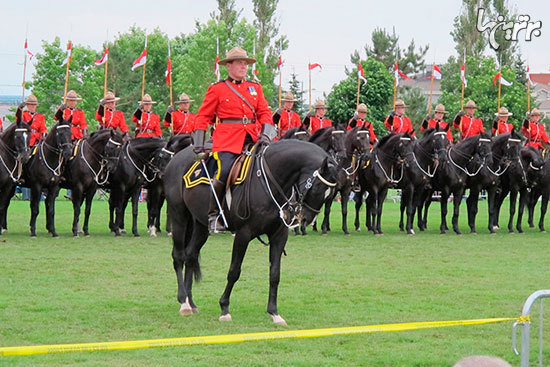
left=522, top=108, right=549, bottom=150
left=164, top=93, right=196, bottom=135
left=384, top=99, right=415, bottom=136
left=492, top=107, right=514, bottom=136
left=273, top=92, right=301, bottom=138
left=132, top=94, right=162, bottom=138
left=55, top=90, right=88, bottom=140
left=303, top=99, right=332, bottom=134
left=193, top=46, right=276, bottom=234
left=95, top=91, right=129, bottom=137
left=453, top=100, right=485, bottom=139
left=16, top=94, right=46, bottom=147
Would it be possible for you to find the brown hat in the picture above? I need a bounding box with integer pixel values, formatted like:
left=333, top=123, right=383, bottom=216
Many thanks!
left=495, top=106, right=513, bottom=117
left=395, top=99, right=407, bottom=108
left=141, top=94, right=157, bottom=104
left=218, top=47, right=256, bottom=66
left=282, top=92, right=297, bottom=102
left=465, top=100, right=477, bottom=109
left=100, top=91, right=120, bottom=104
left=531, top=108, right=541, bottom=116
left=434, top=104, right=448, bottom=114
left=356, top=103, right=368, bottom=113
left=25, top=94, right=39, bottom=105
left=66, top=90, right=82, bottom=101
left=176, top=93, right=194, bottom=103
left=314, top=99, right=328, bottom=109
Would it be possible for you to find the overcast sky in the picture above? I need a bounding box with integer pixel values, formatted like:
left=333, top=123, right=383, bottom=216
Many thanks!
left=1, top=0, right=549, bottom=101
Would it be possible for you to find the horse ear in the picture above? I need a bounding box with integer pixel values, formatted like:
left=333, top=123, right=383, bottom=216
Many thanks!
left=54, top=108, right=63, bottom=122
left=445, top=124, right=450, bottom=132
left=435, top=121, right=440, bottom=130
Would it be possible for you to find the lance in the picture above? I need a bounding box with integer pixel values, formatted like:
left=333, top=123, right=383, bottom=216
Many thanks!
left=497, top=70, right=502, bottom=111
left=22, top=38, right=28, bottom=102
left=308, top=61, right=312, bottom=112
left=63, top=40, right=72, bottom=104
left=141, top=33, right=148, bottom=100
left=103, top=46, right=109, bottom=98
left=460, top=50, right=466, bottom=110
left=356, top=62, right=361, bottom=109
left=428, top=66, right=435, bottom=114
left=278, top=40, right=282, bottom=109
left=392, top=73, right=397, bottom=110
left=526, top=68, right=531, bottom=113
left=168, top=41, right=173, bottom=106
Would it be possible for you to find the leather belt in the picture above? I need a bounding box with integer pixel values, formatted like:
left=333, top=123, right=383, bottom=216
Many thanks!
left=220, top=117, right=256, bottom=125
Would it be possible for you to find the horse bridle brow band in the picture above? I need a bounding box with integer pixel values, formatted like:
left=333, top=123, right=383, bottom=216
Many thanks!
left=57, top=125, right=70, bottom=129
left=108, top=138, right=122, bottom=146
left=313, top=170, right=336, bottom=187
left=479, top=138, right=491, bottom=142
left=509, top=138, right=521, bottom=143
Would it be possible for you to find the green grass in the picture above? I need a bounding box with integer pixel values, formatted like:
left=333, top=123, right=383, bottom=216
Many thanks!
left=1, top=195, right=550, bottom=366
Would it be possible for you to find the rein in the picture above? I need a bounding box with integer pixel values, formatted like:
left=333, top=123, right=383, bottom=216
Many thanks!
left=125, top=143, right=158, bottom=183
left=80, top=139, right=111, bottom=185
left=0, top=135, right=24, bottom=182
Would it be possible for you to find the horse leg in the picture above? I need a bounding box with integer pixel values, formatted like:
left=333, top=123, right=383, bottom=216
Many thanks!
left=451, top=188, right=464, bottom=235
left=516, top=189, right=527, bottom=233
left=539, top=191, right=549, bottom=232
left=29, top=186, right=41, bottom=237
left=171, top=212, right=191, bottom=315
left=182, top=220, right=209, bottom=314
left=156, top=195, right=164, bottom=233
left=486, top=187, right=496, bottom=234
left=466, top=189, right=479, bottom=234
left=406, top=186, right=416, bottom=235
left=131, top=190, right=140, bottom=237
left=219, top=230, right=252, bottom=321
left=375, top=188, right=388, bottom=235
left=439, top=191, right=449, bottom=234
left=528, top=190, right=539, bottom=228
left=46, top=186, right=59, bottom=237
left=341, top=186, right=351, bottom=235
left=354, top=189, right=364, bottom=232
left=82, top=190, right=94, bottom=236
left=508, top=190, right=518, bottom=233
left=494, top=189, right=506, bottom=230
left=398, top=190, right=406, bottom=232
left=72, top=187, right=84, bottom=237
left=266, top=225, right=289, bottom=325
left=321, top=196, right=333, bottom=235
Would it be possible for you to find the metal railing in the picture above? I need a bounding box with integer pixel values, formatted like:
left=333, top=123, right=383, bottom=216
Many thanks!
left=513, top=290, right=550, bottom=367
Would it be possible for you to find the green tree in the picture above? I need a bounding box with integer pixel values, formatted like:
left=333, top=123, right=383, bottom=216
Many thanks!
left=396, top=87, right=428, bottom=133
left=438, top=55, right=528, bottom=131
left=287, top=72, right=305, bottom=116
left=30, top=37, right=103, bottom=127
left=326, top=58, right=393, bottom=135
left=214, top=0, right=242, bottom=38
left=451, top=0, right=491, bottom=59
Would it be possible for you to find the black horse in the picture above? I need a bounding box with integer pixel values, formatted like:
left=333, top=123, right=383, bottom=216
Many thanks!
left=494, top=144, right=543, bottom=233
left=145, top=134, right=192, bottom=237
left=319, top=125, right=371, bottom=234
left=62, top=129, right=124, bottom=236
left=527, top=152, right=550, bottom=231
left=0, top=120, right=32, bottom=234
left=164, top=140, right=338, bottom=324
left=108, top=137, right=167, bottom=236
left=279, top=126, right=309, bottom=141
left=22, top=119, right=73, bottom=236
left=417, top=133, right=491, bottom=234
left=354, top=132, right=414, bottom=234
left=398, top=127, right=449, bottom=234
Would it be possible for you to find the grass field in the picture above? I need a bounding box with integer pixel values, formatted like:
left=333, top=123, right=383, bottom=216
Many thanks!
left=1, top=195, right=550, bottom=366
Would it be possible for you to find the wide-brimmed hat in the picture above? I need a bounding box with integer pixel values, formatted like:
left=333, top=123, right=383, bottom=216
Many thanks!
left=495, top=106, right=513, bottom=117
left=218, top=47, right=256, bottom=65
left=395, top=99, right=407, bottom=108
left=357, top=103, right=368, bottom=113
left=465, top=100, right=477, bottom=109
left=282, top=92, right=297, bottom=102
left=141, top=94, right=157, bottom=104
left=25, top=94, right=39, bottom=105
left=176, top=93, right=194, bottom=103
left=434, top=104, right=448, bottom=114
left=100, top=91, right=120, bottom=104
left=66, top=90, right=82, bottom=101
left=531, top=108, right=541, bottom=116
left=314, top=99, right=328, bottom=109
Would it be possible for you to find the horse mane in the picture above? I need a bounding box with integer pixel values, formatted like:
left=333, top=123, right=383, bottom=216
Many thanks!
left=308, top=126, right=334, bottom=144
left=376, top=133, right=397, bottom=148
left=1, top=123, right=19, bottom=141
left=166, top=134, right=192, bottom=151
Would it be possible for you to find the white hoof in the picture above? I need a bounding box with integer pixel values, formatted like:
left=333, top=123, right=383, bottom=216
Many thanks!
left=493, top=225, right=500, bottom=230
left=271, top=314, right=287, bottom=325
left=179, top=298, right=193, bottom=316
left=167, top=232, right=172, bottom=237
left=219, top=314, right=232, bottom=322
left=1, top=228, right=7, bottom=234
left=148, top=226, right=157, bottom=238
left=409, top=229, right=415, bottom=235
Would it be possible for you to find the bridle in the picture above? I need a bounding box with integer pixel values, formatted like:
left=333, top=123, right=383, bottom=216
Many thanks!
left=447, top=137, right=491, bottom=177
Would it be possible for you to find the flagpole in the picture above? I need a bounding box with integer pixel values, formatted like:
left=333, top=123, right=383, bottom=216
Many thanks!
left=22, top=39, right=28, bottom=103
left=308, top=62, right=312, bottom=112
left=168, top=42, right=173, bottom=106
left=141, top=34, right=147, bottom=100
left=278, top=40, right=282, bottom=109
left=356, top=71, right=361, bottom=109
left=103, top=46, right=109, bottom=98
left=63, top=41, right=72, bottom=104
left=392, top=76, right=397, bottom=110
left=428, top=67, right=435, bottom=114
left=527, top=73, right=531, bottom=113
left=497, top=70, right=502, bottom=111
left=461, top=50, right=465, bottom=110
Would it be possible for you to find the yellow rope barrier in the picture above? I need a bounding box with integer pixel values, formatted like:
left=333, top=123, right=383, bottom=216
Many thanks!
left=0, top=316, right=528, bottom=357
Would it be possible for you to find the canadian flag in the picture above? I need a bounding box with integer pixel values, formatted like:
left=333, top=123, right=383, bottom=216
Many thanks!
left=493, top=72, right=513, bottom=86
left=308, top=63, right=322, bottom=70
left=432, top=64, right=442, bottom=79
left=394, top=61, right=411, bottom=86
left=251, top=62, right=260, bottom=82
left=61, top=41, right=72, bottom=66
left=131, top=49, right=147, bottom=71
left=24, top=39, right=34, bottom=60
left=527, top=66, right=536, bottom=87
left=165, top=57, right=172, bottom=86
left=94, top=48, right=108, bottom=66
left=278, top=56, right=283, bottom=71
left=214, top=55, right=220, bottom=80
left=357, top=62, right=367, bottom=85
left=460, top=64, right=468, bottom=88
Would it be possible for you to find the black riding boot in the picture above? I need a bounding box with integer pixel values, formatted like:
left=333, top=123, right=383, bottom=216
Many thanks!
left=208, top=179, right=227, bottom=234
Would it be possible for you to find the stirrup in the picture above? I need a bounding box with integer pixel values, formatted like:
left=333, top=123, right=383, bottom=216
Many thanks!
left=209, top=215, right=227, bottom=234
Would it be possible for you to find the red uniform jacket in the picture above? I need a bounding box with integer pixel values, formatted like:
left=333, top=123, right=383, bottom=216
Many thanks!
left=132, top=112, right=162, bottom=138
left=277, top=109, right=302, bottom=134
left=384, top=114, right=415, bottom=136
left=55, top=108, right=87, bottom=140
left=195, top=79, right=273, bottom=154
left=453, top=115, right=485, bottom=139
left=22, top=111, right=47, bottom=146
left=164, top=110, right=196, bottom=134
left=309, top=116, right=332, bottom=134
left=492, top=120, right=514, bottom=136
left=522, top=122, right=550, bottom=150
left=95, top=108, right=129, bottom=133
left=347, top=118, right=377, bottom=143
left=422, top=119, right=453, bottom=141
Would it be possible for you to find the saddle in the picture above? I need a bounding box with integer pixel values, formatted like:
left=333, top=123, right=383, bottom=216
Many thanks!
left=183, top=145, right=255, bottom=189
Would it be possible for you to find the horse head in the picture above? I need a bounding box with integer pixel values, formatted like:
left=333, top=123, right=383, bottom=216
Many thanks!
left=521, top=146, right=544, bottom=172
left=13, top=120, right=32, bottom=163
left=492, top=130, right=522, bottom=167
left=103, top=129, right=124, bottom=171
left=155, top=134, right=193, bottom=176
left=346, top=126, right=371, bottom=159
left=280, top=126, right=309, bottom=141
left=422, top=127, right=449, bottom=162
left=53, top=117, right=74, bottom=160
